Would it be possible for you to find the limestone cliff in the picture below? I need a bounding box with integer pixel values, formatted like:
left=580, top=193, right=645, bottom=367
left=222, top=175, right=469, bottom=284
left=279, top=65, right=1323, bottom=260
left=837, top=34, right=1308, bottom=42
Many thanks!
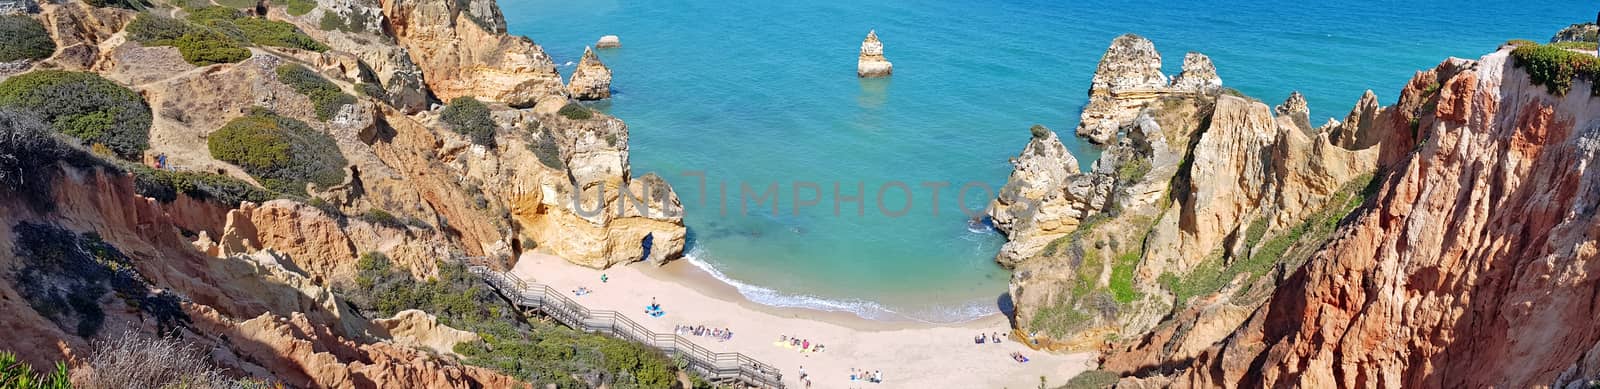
left=0, top=0, right=686, bottom=383
left=567, top=46, right=611, bottom=100
left=380, top=0, right=564, bottom=107
left=1077, top=34, right=1221, bottom=145
left=997, top=36, right=1381, bottom=352
left=857, top=29, right=892, bottom=78
left=1550, top=22, right=1598, bottom=43
left=1107, top=46, right=1600, bottom=389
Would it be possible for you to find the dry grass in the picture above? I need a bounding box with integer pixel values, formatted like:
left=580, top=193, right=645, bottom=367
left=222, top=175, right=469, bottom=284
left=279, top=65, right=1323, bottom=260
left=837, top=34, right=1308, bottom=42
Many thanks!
left=76, top=330, right=237, bottom=389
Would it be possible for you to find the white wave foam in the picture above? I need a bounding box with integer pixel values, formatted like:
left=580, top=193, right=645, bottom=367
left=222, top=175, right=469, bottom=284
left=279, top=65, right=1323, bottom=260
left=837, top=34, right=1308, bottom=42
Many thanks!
left=682, top=248, right=999, bottom=324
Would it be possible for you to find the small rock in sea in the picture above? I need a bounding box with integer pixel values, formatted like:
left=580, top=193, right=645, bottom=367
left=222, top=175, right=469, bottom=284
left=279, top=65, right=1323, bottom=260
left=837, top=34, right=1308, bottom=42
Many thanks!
left=857, top=29, right=893, bottom=78
left=596, top=35, right=621, bottom=48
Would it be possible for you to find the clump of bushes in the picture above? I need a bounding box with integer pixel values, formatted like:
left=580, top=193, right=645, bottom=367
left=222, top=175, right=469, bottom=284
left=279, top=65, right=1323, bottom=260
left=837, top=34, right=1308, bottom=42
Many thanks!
left=276, top=64, right=355, bottom=120
left=12, top=222, right=190, bottom=337
left=1028, top=124, right=1051, bottom=139
left=186, top=6, right=328, bottom=52
left=1504, top=39, right=1538, bottom=47
left=282, top=0, right=316, bottom=16
left=0, top=15, right=56, bottom=63
left=130, top=165, right=274, bottom=207
left=557, top=102, right=594, bottom=120
left=318, top=9, right=370, bottom=33
left=360, top=208, right=407, bottom=229
left=1552, top=41, right=1600, bottom=51
left=337, top=255, right=682, bottom=388
left=207, top=109, right=347, bottom=195
left=127, top=7, right=329, bottom=66
left=525, top=126, right=564, bottom=169
left=1510, top=43, right=1600, bottom=96
left=85, top=0, right=151, bottom=9
left=440, top=96, right=497, bottom=147
left=0, top=350, right=70, bottom=389
left=0, top=71, right=152, bottom=158
left=125, top=13, right=251, bottom=66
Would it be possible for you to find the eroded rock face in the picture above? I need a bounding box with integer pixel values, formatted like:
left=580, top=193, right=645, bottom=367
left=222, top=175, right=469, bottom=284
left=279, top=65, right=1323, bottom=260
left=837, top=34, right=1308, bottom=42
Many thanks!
left=1076, top=34, right=1221, bottom=145
left=596, top=35, right=620, bottom=49
left=381, top=0, right=564, bottom=107
left=986, top=127, right=1110, bottom=267
left=1001, top=36, right=1383, bottom=351
left=374, top=309, right=479, bottom=357
left=567, top=47, right=611, bottom=100
left=857, top=30, right=892, bottom=78
left=1110, top=49, right=1600, bottom=388
left=1550, top=22, right=1598, bottom=43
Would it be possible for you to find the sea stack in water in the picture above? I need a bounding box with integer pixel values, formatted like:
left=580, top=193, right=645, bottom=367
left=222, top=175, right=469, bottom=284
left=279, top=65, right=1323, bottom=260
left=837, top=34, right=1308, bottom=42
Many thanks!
left=568, top=46, right=612, bottom=100
left=1076, top=34, right=1222, bottom=144
left=596, top=35, right=621, bottom=48
left=857, top=30, right=893, bottom=78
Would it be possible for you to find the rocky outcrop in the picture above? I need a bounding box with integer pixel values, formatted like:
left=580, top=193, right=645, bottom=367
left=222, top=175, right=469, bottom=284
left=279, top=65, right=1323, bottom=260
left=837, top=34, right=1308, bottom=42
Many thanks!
left=1000, top=35, right=1383, bottom=352
left=380, top=0, right=564, bottom=107
left=1112, top=47, right=1600, bottom=389
left=1550, top=22, right=1598, bottom=43
left=596, top=35, right=620, bottom=49
left=374, top=310, right=479, bottom=357
left=1076, top=34, right=1222, bottom=145
left=857, top=29, right=892, bottom=78
left=985, top=126, right=1111, bottom=267
left=567, top=46, right=611, bottom=100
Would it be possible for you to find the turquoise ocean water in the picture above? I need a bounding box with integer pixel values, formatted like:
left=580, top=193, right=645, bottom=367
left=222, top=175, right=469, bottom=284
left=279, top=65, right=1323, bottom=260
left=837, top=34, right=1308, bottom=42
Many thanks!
left=503, top=0, right=1594, bottom=322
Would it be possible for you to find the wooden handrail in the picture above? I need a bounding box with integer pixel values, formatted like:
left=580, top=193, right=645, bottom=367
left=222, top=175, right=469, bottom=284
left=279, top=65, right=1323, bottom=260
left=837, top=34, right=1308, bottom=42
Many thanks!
left=468, top=266, right=785, bottom=388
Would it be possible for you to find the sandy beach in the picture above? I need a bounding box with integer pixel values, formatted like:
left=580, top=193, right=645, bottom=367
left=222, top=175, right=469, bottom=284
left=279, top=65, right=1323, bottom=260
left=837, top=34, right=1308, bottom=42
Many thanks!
left=510, top=253, right=1094, bottom=389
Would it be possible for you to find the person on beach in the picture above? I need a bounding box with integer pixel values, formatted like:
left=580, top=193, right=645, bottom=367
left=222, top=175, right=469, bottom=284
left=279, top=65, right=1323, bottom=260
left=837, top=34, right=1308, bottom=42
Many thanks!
left=601, top=273, right=608, bottom=283
left=993, top=331, right=1002, bottom=343
left=798, top=366, right=806, bottom=380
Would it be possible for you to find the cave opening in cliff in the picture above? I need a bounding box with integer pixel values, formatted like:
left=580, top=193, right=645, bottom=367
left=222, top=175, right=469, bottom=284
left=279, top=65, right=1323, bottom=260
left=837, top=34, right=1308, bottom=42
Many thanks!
left=640, top=233, right=654, bottom=262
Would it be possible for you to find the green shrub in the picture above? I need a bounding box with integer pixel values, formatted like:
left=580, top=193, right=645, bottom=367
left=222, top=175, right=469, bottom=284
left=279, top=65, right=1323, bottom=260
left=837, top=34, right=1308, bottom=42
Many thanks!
left=276, top=64, right=354, bottom=120
left=1029, top=124, right=1051, bottom=139
left=1115, top=156, right=1150, bottom=184
left=130, top=165, right=275, bottom=207
left=1510, top=43, right=1600, bottom=96
left=234, top=17, right=328, bottom=51
left=317, top=9, right=369, bottom=33
left=1552, top=41, right=1599, bottom=51
left=0, top=71, right=152, bottom=158
left=1107, top=250, right=1140, bottom=304
left=340, top=256, right=682, bottom=388
left=0, top=351, right=71, bottom=389
left=208, top=110, right=347, bottom=192
left=440, top=96, right=497, bottom=147
left=0, top=15, right=56, bottom=62
left=1057, top=370, right=1119, bottom=389
left=557, top=102, right=593, bottom=120
left=525, top=127, right=564, bottom=169
left=12, top=223, right=190, bottom=337
left=85, top=0, right=150, bottom=9
left=361, top=208, right=406, bottom=229
left=212, top=0, right=257, bottom=8
left=1505, top=39, right=1538, bottom=47
left=283, top=0, right=316, bottom=16
left=0, top=108, right=119, bottom=212
left=127, top=14, right=253, bottom=66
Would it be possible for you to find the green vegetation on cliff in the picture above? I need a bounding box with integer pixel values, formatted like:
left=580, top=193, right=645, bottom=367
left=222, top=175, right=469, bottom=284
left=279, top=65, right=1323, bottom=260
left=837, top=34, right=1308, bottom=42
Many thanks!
left=0, top=351, right=70, bottom=389
left=207, top=109, right=347, bottom=195
left=441, top=96, right=498, bottom=147
left=1510, top=43, right=1600, bottom=96
left=11, top=223, right=190, bottom=337
left=130, top=165, right=275, bottom=207
left=127, top=8, right=329, bottom=66
left=126, top=13, right=252, bottom=65
left=0, top=15, right=56, bottom=63
left=339, top=254, right=681, bottom=388
left=558, top=102, right=595, bottom=120
left=0, top=71, right=152, bottom=159
left=276, top=64, right=355, bottom=120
